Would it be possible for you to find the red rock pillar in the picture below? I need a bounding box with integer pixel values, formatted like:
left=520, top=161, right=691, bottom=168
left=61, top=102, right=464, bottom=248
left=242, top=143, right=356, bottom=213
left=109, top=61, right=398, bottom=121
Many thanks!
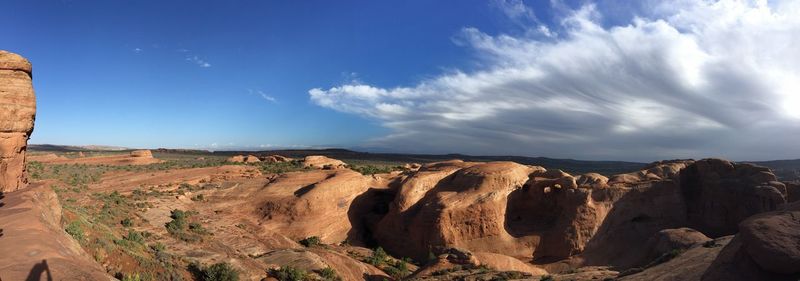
left=0, top=51, right=36, bottom=192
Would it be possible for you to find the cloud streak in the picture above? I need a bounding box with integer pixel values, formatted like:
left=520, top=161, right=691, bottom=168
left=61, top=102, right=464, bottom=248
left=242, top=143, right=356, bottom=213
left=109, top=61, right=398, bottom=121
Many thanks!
left=309, top=0, right=800, bottom=161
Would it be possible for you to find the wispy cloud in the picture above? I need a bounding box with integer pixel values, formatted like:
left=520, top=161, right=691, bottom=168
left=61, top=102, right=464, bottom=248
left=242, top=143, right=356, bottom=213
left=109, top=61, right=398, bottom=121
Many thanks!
left=247, top=89, right=278, bottom=103
left=186, top=56, right=211, bottom=68
left=309, top=0, right=800, bottom=161
left=133, top=47, right=142, bottom=53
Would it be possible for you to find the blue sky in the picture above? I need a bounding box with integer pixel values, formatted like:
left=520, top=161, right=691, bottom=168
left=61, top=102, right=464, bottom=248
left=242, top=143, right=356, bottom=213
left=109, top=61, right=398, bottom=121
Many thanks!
left=2, top=0, right=515, bottom=148
left=3, top=1, right=800, bottom=161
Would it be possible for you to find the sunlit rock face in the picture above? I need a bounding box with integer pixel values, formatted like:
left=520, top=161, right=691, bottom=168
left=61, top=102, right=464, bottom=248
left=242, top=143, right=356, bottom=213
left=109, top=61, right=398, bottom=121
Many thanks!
left=0, top=50, right=36, bottom=192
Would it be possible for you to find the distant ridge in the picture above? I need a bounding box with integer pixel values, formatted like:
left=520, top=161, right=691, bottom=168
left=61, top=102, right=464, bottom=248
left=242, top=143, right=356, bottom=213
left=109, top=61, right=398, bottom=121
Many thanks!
left=28, top=145, right=800, bottom=180
left=29, top=144, right=130, bottom=151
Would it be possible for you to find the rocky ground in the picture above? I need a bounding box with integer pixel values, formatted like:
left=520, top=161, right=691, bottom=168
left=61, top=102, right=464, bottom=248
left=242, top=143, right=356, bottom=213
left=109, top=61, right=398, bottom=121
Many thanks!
left=3, top=150, right=799, bottom=281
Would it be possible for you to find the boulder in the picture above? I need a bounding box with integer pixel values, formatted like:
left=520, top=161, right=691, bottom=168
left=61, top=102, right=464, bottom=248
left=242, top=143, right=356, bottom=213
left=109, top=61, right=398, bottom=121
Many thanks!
left=702, top=202, right=800, bottom=280
left=738, top=201, right=800, bottom=274
left=0, top=50, right=36, bottom=192
left=303, top=155, right=347, bottom=169
left=129, top=149, right=153, bottom=158
left=227, top=155, right=245, bottom=163
left=244, top=155, right=261, bottom=163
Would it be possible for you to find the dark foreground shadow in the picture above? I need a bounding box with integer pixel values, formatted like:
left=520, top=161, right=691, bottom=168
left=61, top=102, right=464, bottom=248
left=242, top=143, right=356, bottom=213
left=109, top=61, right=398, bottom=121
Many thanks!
left=0, top=191, right=4, bottom=238
left=26, top=259, right=53, bottom=281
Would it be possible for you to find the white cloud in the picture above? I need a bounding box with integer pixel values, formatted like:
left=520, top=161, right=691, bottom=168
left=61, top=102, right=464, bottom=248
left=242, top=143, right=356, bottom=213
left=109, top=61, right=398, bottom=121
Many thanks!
left=309, top=0, right=800, bottom=161
left=186, top=56, right=211, bottom=68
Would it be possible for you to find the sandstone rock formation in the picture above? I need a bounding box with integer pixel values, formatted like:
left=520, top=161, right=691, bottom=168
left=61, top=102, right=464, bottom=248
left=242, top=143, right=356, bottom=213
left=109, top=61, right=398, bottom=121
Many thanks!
left=783, top=181, right=799, bottom=203
left=303, top=155, right=347, bottom=169
left=253, top=169, right=372, bottom=243
left=679, top=159, right=787, bottom=237
left=607, top=160, right=692, bottom=186
left=0, top=51, right=36, bottom=192
left=582, top=158, right=788, bottom=270
left=373, top=160, right=626, bottom=264
left=262, top=155, right=292, bottom=163
left=244, top=155, right=261, bottom=163
left=129, top=149, right=153, bottom=158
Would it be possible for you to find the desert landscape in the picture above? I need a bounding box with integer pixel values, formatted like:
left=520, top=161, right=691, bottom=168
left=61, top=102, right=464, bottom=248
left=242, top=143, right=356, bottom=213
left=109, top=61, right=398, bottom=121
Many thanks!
left=3, top=1, right=800, bottom=281
left=2, top=50, right=800, bottom=280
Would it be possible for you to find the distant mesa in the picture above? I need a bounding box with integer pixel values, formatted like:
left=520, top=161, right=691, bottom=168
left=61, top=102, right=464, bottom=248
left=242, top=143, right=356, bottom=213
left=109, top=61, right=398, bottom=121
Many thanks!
left=28, top=149, right=161, bottom=166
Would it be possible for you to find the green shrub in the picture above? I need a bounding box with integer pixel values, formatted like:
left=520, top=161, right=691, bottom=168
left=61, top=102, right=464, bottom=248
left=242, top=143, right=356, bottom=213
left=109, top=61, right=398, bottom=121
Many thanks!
left=540, top=275, right=555, bottom=281
left=202, top=262, right=239, bottom=281
left=367, top=247, right=388, bottom=266
left=121, top=217, right=134, bottom=227
left=150, top=242, right=166, bottom=252
left=121, top=273, right=142, bottom=281
left=65, top=221, right=84, bottom=241
left=125, top=230, right=145, bottom=244
left=318, top=267, right=341, bottom=281
left=299, top=236, right=322, bottom=247
left=189, top=222, right=208, bottom=234
left=165, top=209, right=187, bottom=234
left=270, top=266, right=307, bottom=281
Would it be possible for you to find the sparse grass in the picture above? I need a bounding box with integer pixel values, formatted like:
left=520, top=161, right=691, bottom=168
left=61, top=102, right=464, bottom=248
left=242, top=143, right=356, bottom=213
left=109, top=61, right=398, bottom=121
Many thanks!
left=539, top=275, right=555, bottom=281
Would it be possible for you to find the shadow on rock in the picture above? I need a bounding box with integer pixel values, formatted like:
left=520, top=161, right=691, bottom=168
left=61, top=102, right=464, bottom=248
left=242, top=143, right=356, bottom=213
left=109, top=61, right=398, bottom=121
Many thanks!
left=25, top=259, right=53, bottom=281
